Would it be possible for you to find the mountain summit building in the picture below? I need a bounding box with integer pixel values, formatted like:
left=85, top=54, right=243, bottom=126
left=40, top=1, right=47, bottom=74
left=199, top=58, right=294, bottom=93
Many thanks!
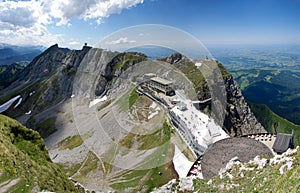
left=143, top=73, right=175, bottom=96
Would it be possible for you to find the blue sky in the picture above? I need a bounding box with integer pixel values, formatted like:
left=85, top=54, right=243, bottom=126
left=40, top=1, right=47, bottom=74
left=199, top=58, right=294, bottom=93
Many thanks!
left=0, top=0, right=299, bottom=48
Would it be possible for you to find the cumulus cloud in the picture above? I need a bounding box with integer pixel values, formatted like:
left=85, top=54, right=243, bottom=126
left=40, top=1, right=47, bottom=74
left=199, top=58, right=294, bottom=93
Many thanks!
left=83, top=0, right=144, bottom=24
left=69, top=41, right=81, bottom=46
left=0, top=1, right=46, bottom=29
left=47, top=0, right=144, bottom=25
left=106, top=37, right=136, bottom=45
left=0, top=7, right=37, bottom=28
left=0, top=0, right=144, bottom=45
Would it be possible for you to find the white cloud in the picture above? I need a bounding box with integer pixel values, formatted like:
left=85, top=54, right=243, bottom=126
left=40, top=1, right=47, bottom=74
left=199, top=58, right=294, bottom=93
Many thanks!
left=82, top=0, right=144, bottom=24
left=0, top=0, right=144, bottom=45
left=69, top=41, right=81, bottom=46
left=0, top=7, right=36, bottom=28
left=138, top=32, right=150, bottom=36
left=106, top=37, right=136, bottom=45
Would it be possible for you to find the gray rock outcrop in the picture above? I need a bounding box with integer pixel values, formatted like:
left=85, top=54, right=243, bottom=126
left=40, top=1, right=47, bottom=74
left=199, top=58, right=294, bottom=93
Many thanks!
left=224, top=76, right=265, bottom=135
left=164, top=52, right=266, bottom=136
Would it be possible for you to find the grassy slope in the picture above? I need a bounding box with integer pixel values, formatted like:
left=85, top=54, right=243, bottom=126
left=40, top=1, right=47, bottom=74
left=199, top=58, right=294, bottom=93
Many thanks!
left=60, top=90, right=178, bottom=192
left=111, top=119, right=177, bottom=192
left=128, top=86, right=139, bottom=108
left=249, top=102, right=300, bottom=146
left=113, top=52, right=147, bottom=72
left=0, top=114, right=78, bottom=192
left=109, top=90, right=178, bottom=192
left=58, top=135, right=83, bottom=150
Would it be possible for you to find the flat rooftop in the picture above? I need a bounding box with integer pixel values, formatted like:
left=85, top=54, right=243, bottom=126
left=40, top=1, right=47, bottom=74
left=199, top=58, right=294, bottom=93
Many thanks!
left=144, top=73, right=156, bottom=77
left=150, top=77, right=173, bottom=85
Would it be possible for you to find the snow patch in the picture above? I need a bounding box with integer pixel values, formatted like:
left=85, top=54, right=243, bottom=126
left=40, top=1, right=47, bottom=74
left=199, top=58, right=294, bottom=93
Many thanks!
left=29, top=91, right=35, bottom=96
left=89, top=95, right=107, bottom=108
left=25, top=110, right=31, bottom=115
left=195, top=62, right=202, bottom=67
left=0, top=95, right=21, bottom=113
left=14, top=97, right=22, bottom=109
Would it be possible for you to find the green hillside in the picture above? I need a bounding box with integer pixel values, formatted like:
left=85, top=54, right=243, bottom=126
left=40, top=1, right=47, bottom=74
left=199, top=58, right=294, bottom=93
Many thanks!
left=231, top=68, right=300, bottom=125
left=0, top=115, right=79, bottom=192
left=249, top=102, right=300, bottom=146
left=0, top=63, right=24, bottom=89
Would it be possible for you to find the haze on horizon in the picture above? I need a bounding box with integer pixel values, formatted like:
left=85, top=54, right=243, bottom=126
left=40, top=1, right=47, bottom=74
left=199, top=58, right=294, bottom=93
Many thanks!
left=0, top=0, right=299, bottom=49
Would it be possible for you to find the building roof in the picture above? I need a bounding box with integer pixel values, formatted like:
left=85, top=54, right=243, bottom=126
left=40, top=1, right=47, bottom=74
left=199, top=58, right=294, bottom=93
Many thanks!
left=144, top=73, right=156, bottom=77
left=150, top=77, right=173, bottom=85
left=272, top=133, right=293, bottom=153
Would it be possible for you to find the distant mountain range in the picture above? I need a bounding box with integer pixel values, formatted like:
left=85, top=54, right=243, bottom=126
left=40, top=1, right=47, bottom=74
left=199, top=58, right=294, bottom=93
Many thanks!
left=126, top=45, right=175, bottom=59
left=0, top=43, right=46, bottom=66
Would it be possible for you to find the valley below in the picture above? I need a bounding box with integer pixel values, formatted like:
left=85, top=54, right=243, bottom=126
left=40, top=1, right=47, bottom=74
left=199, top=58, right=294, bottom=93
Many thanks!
left=211, top=45, right=300, bottom=145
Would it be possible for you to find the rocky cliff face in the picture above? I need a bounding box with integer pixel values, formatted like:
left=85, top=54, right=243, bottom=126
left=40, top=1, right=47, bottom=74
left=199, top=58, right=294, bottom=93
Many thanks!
left=73, top=48, right=146, bottom=98
left=164, top=53, right=266, bottom=136
left=35, top=46, right=91, bottom=111
left=0, top=44, right=92, bottom=117
left=224, top=76, right=265, bottom=135
left=0, top=45, right=146, bottom=119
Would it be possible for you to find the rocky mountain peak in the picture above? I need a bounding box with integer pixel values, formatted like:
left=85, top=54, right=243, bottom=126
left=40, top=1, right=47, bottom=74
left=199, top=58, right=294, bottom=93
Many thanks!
left=223, top=76, right=265, bottom=135
left=162, top=52, right=266, bottom=136
left=166, top=52, right=183, bottom=64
